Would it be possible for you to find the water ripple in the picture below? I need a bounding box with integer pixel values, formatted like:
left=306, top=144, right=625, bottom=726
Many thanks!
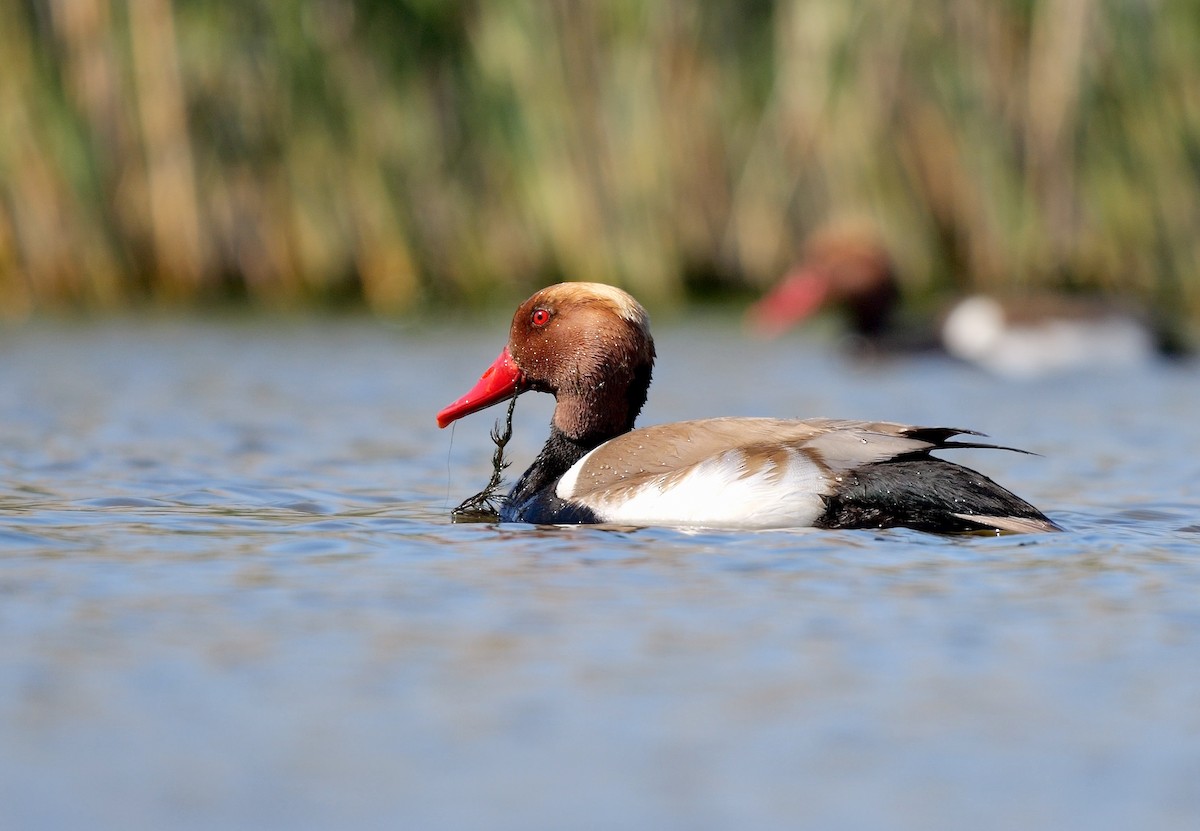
left=1, top=321, right=1198, bottom=831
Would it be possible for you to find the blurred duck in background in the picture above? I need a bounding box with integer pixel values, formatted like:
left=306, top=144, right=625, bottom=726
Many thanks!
left=748, top=225, right=1189, bottom=379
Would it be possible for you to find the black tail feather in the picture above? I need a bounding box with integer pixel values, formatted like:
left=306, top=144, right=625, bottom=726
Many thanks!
left=901, top=426, right=1041, bottom=457
left=816, top=458, right=1058, bottom=534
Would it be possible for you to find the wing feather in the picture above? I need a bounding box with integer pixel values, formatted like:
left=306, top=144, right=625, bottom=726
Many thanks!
left=558, top=417, right=1030, bottom=501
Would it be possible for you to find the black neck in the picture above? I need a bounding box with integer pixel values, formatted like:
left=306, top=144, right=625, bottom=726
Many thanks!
left=506, top=426, right=595, bottom=508
left=849, top=279, right=899, bottom=338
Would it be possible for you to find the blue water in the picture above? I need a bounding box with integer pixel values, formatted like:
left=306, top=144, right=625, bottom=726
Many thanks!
left=1, top=317, right=1198, bottom=830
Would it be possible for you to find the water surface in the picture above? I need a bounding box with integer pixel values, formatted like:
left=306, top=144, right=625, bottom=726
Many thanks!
left=1, top=318, right=1198, bottom=831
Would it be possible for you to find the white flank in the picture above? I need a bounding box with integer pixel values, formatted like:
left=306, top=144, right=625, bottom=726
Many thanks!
left=557, top=447, right=830, bottom=530
left=552, top=446, right=592, bottom=499
left=942, top=295, right=1154, bottom=378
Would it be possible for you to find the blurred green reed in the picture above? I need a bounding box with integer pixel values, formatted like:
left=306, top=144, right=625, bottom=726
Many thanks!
left=1, top=0, right=1198, bottom=319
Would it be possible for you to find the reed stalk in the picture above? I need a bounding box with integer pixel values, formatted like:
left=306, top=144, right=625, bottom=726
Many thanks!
left=0, top=1, right=1196, bottom=320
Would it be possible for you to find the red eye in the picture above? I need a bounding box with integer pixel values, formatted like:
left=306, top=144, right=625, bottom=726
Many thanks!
left=531, top=308, right=551, bottom=327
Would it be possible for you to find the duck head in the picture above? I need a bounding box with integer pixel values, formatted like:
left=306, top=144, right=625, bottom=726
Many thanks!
left=437, top=282, right=656, bottom=446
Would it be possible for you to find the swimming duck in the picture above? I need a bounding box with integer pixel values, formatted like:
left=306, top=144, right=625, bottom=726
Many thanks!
left=749, top=226, right=1185, bottom=377
left=438, top=282, right=1059, bottom=533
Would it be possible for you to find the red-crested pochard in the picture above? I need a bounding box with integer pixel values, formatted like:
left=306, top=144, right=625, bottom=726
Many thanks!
left=749, top=226, right=1187, bottom=377
left=437, top=282, right=1059, bottom=534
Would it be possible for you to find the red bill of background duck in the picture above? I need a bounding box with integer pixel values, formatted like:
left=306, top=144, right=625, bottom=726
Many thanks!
left=437, top=282, right=1060, bottom=534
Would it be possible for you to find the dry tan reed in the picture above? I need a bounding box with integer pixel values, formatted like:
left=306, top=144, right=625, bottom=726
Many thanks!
left=0, top=1, right=1197, bottom=320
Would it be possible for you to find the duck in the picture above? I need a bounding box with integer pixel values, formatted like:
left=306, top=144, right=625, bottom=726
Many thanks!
left=748, top=225, right=1187, bottom=377
left=436, top=282, right=1059, bottom=534
left=749, top=225, right=909, bottom=346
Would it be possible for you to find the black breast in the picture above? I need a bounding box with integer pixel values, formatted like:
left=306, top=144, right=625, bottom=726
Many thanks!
left=500, top=426, right=602, bottom=525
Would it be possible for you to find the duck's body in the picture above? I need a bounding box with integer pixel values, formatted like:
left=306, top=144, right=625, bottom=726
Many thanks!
left=504, top=417, right=1055, bottom=533
left=940, top=294, right=1164, bottom=378
left=438, top=282, right=1059, bottom=534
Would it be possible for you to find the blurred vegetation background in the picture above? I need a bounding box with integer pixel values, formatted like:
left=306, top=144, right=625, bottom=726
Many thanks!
left=2, top=0, right=1199, bottom=319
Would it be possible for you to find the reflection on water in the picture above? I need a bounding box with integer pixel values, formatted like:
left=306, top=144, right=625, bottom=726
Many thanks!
left=1, top=319, right=1199, bottom=831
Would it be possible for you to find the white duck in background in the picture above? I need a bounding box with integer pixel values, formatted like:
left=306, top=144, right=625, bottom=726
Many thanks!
left=748, top=226, right=1188, bottom=378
